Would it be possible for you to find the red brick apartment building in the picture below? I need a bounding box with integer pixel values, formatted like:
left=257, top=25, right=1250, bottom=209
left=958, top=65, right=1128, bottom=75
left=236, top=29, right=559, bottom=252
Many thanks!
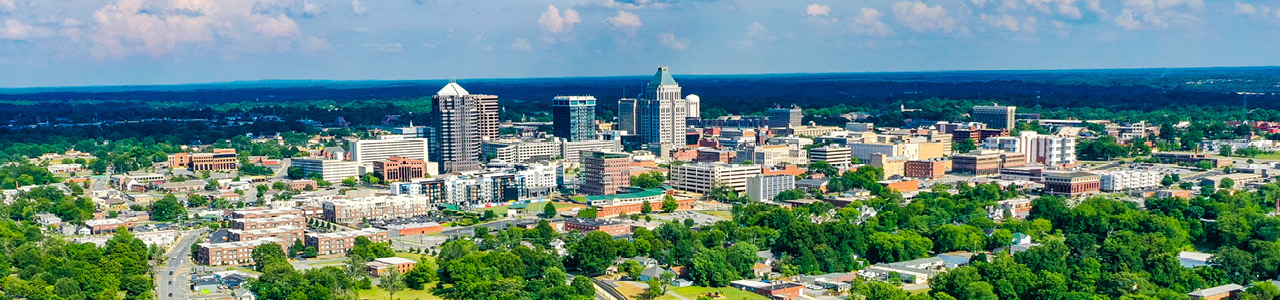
left=231, top=215, right=305, bottom=230
left=305, top=228, right=391, bottom=255
left=373, top=156, right=427, bottom=182
left=1044, top=172, right=1101, bottom=197
left=563, top=218, right=631, bottom=235
left=169, top=148, right=239, bottom=171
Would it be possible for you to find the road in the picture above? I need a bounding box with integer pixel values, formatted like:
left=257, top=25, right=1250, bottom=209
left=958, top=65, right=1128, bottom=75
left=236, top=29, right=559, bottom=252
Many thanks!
left=157, top=228, right=208, bottom=300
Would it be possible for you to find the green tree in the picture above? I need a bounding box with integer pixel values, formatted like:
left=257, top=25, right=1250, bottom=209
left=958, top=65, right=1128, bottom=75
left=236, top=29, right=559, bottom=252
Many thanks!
left=568, top=231, right=619, bottom=274
left=954, top=138, right=977, bottom=153
left=631, top=172, right=666, bottom=189
left=1221, top=178, right=1236, bottom=189
left=641, top=200, right=653, bottom=214
left=251, top=243, right=288, bottom=271
left=150, top=193, right=187, bottom=222
left=577, top=207, right=598, bottom=218
left=378, top=267, right=405, bottom=300
left=1221, top=145, right=1234, bottom=157
left=342, top=176, right=358, bottom=187
left=662, top=195, right=679, bottom=213
left=403, top=257, right=438, bottom=290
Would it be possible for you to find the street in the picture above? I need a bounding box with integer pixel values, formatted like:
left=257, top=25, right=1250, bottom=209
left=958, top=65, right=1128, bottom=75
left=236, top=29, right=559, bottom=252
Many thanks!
left=157, top=228, right=208, bottom=300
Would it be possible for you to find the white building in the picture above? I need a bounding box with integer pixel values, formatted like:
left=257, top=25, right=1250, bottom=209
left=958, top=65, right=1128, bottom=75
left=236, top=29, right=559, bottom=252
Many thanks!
left=1100, top=170, right=1161, bottom=192
left=736, top=144, right=808, bottom=166
left=634, top=67, right=688, bottom=146
left=746, top=175, right=796, bottom=202
left=289, top=158, right=360, bottom=183
left=347, top=135, right=432, bottom=170
left=809, top=146, right=853, bottom=169
left=982, top=132, right=1077, bottom=168
left=322, top=195, right=434, bottom=224
left=483, top=139, right=560, bottom=163
left=669, top=162, right=762, bottom=193
left=560, top=139, right=623, bottom=162
left=516, top=163, right=559, bottom=189
left=685, top=94, right=701, bottom=120
left=848, top=142, right=919, bottom=162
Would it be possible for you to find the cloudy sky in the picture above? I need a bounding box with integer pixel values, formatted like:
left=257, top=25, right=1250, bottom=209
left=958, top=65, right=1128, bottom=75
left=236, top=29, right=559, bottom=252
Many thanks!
left=0, top=0, right=1277, bottom=87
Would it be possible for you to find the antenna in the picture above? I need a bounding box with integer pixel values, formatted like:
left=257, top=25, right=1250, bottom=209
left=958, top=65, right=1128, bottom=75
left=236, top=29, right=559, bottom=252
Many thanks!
left=449, top=77, right=458, bottom=83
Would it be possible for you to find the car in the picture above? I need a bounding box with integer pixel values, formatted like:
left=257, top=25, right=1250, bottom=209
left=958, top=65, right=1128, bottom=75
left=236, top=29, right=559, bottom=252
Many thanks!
left=168, top=293, right=172, bottom=297
left=169, top=270, right=174, bottom=275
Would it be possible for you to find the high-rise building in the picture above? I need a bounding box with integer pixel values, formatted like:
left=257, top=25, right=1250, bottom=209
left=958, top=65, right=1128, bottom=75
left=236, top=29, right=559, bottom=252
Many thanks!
left=476, top=94, right=500, bottom=140
left=669, top=162, right=762, bottom=193
left=685, top=94, right=701, bottom=120
left=617, top=98, right=638, bottom=134
left=768, top=106, right=803, bottom=128
left=972, top=105, right=1017, bottom=130
left=746, top=175, right=796, bottom=202
left=580, top=151, right=632, bottom=195
left=430, top=82, right=484, bottom=174
left=635, top=67, right=688, bottom=146
left=553, top=96, right=597, bottom=142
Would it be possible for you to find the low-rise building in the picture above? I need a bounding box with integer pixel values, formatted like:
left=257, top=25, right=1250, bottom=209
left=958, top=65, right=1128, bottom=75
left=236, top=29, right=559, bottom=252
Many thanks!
left=729, top=280, right=805, bottom=300
left=1187, top=284, right=1245, bottom=300
left=231, top=215, right=305, bottom=230
left=1100, top=171, right=1161, bottom=192
left=575, top=187, right=695, bottom=217
left=84, top=219, right=134, bottom=235
left=227, top=226, right=304, bottom=243
left=305, top=228, right=391, bottom=255
left=366, top=257, right=417, bottom=277
left=746, top=175, right=796, bottom=202
left=231, top=208, right=304, bottom=219
left=562, top=218, right=631, bottom=235
left=1044, top=172, right=1101, bottom=197
left=378, top=222, right=443, bottom=237
left=170, top=149, right=239, bottom=171
left=322, top=195, right=433, bottom=225
left=1200, top=173, right=1263, bottom=189
left=289, top=158, right=361, bottom=183
left=373, top=156, right=428, bottom=183
left=808, top=146, right=853, bottom=169
left=905, top=159, right=951, bottom=179
left=196, top=238, right=286, bottom=266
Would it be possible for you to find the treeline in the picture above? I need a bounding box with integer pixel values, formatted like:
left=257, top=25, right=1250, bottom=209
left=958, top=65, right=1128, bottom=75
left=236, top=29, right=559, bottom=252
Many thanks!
left=0, top=221, right=159, bottom=300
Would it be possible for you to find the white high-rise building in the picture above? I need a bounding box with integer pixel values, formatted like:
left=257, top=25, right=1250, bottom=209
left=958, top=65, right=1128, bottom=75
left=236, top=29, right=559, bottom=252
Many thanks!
left=636, top=67, right=688, bottom=146
left=982, top=132, right=1077, bottom=168
left=1100, top=171, right=1161, bottom=192
left=747, top=175, right=796, bottom=202
left=669, top=162, right=762, bottom=193
left=347, top=135, right=433, bottom=172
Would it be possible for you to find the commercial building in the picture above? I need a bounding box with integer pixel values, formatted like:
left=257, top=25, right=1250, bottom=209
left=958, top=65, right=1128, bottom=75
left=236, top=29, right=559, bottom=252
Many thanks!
left=669, top=162, right=762, bottom=193
left=1044, top=172, right=1101, bottom=197
left=906, top=159, right=951, bottom=179
left=483, top=138, right=560, bottom=163
left=169, top=149, right=239, bottom=171
left=746, top=175, right=796, bottom=202
left=196, top=238, right=284, bottom=266
left=729, top=280, right=805, bottom=300
left=1100, top=171, right=1161, bottom=192
left=366, top=257, right=417, bottom=277
left=982, top=133, right=1077, bottom=168
left=768, top=106, right=803, bottom=128
left=230, top=208, right=304, bottom=219
left=430, top=82, right=484, bottom=174
left=305, top=228, right=391, bottom=256
left=290, top=158, right=360, bottom=183
left=580, top=151, right=632, bottom=195
left=563, top=218, right=631, bottom=235
left=322, top=195, right=434, bottom=225
left=952, top=150, right=1025, bottom=176
left=736, top=144, right=808, bottom=166
left=561, top=139, right=623, bottom=162
left=553, top=96, right=597, bottom=142
left=1200, top=173, right=1263, bottom=189
left=85, top=219, right=134, bottom=235
left=809, top=146, right=853, bottom=169
left=347, top=135, right=432, bottom=170
left=972, top=105, right=1016, bottom=130
left=576, top=187, right=695, bottom=217
left=870, top=153, right=908, bottom=178
left=634, top=67, right=689, bottom=146
left=378, top=222, right=443, bottom=237
left=880, top=179, right=920, bottom=193
left=617, top=97, right=637, bottom=134
left=373, top=156, right=428, bottom=183
left=476, top=94, right=500, bottom=140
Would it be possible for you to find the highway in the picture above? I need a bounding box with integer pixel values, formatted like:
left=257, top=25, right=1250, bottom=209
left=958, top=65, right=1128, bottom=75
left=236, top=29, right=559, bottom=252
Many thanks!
left=157, top=228, right=208, bottom=300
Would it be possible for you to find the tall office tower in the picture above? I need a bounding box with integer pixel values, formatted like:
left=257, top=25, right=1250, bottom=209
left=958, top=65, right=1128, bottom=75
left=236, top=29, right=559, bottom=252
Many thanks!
left=475, top=94, right=500, bottom=140
left=617, top=97, right=637, bottom=134
left=972, top=104, right=1016, bottom=130
left=636, top=67, right=688, bottom=146
left=553, top=96, right=597, bottom=142
left=430, top=82, right=483, bottom=174
left=685, top=94, right=701, bottom=120
left=768, top=106, right=803, bottom=128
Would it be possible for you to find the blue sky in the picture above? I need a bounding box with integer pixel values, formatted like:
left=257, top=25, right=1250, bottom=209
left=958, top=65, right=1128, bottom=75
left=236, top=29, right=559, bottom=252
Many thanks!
left=0, top=0, right=1277, bottom=87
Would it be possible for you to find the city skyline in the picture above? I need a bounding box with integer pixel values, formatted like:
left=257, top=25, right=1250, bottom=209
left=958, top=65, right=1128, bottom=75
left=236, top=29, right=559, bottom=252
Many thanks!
left=1, top=0, right=1279, bottom=87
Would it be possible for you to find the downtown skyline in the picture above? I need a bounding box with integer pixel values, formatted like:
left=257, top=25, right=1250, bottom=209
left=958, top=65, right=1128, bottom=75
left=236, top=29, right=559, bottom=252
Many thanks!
left=1, top=0, right=1279, bottom=87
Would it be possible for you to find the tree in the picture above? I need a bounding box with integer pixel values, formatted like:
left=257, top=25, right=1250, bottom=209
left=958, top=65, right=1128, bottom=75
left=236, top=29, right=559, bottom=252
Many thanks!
left=251, top=243, right=288, bottom=271
left=662, top=195, right=679, bottom=213
left=1221, top=178, right=1236, bottom=189
left=378, top=268, right=405, bottom=300
left=543, top=202, right=558, bottom=218
left=808, top=161, right=838, bottom=177
left=954, top=138, right=977, bottom=153
left=404, top=257, right=438, bottom=290
left=621, top=260, right=644, bottom=279
left=342, top=176, right=358, bottom=187
left=641, top=200, right=653, bottom=214
left=577, top=207, right=598, bottom=219
left=288, top=239, right=305, bottom=258
left=1161, top=175, right=1175, bottom=187
left=568, top=231, right=619, bottom=274
left=483, top=210, right=498, bottom=220
left=631, top=172, right=666, bottom=189
left=1221, top=145, right=1234, bottom=157
left=150, top=194, right=187, bottom=222
left=361, top=173, right=380, bottom=185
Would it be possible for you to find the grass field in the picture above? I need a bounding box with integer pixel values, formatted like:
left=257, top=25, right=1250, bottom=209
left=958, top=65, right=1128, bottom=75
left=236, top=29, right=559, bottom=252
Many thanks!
left=613, top=281, right=650, bottom=299
left=357, top=287, right=442, bottom=300
left=393, top=252, right=435, bottom=263
left=696, top=210, right=734, bottom=219
left=655, top=286, right=768, bottom=300
left=476, top=201, right=586, bottom=216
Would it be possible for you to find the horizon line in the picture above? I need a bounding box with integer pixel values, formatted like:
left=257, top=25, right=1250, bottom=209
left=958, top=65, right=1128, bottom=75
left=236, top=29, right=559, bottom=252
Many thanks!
left=3, top=65, right=1279, bottom=90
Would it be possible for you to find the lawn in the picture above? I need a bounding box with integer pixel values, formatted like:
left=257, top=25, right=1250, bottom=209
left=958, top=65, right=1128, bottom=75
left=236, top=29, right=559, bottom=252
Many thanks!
left=613, top=281, right=650, bottom=299
left=393, top=252, right=435, bottom=263
left=357, top=287, right=441, bottom=300
left=696, top=210, right=734, bottom=219
left=476, top=201, right=585, bottom=216
left=655, top=286, right=768, bottom=300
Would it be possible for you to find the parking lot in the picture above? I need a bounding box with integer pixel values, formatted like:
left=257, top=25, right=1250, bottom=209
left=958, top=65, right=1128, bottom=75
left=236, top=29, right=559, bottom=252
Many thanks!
left=648, top=211, right=727, bottom=227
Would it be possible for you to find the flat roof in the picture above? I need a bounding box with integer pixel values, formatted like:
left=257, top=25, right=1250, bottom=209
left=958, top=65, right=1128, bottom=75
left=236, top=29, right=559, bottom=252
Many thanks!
left=373, top=257, right=417, bottom=265
left=1188, top=284, right=1245, bottom=297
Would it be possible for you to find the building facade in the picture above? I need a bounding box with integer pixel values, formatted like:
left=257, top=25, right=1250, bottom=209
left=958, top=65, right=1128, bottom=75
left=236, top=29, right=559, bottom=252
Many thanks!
left=1100, top=171, right=1161, bottom=192
left=768, top=106, right=803, bottom=128
left=580, top=151, right=632, bottom=195
left=305, top=229, right=391, bottom=256
left=553, top=96, right=597, bottom=142
left=430, top=82, right=484, bottom=174
left=809, top=146, right=853, bottom=169
left=972, top=105, right=1016, bottom=130
left=1044, top=172, right=1101, bottom=197
left=746, top=175, right=796, bottom=202
left=669, top=162, right=763, bottom=193
left=169, top=149, right=239, bottom=171
left=322, top=195, right=434, bottom=225
left=373, top=156, right=427, bottom=183
left=635, top=67, right=688, bottom=146
left=290, top=158, right=360, bottom=183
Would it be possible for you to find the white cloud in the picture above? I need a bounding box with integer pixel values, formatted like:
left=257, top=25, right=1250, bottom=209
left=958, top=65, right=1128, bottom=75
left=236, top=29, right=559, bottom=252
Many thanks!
left=1112, top=0, right=1203, bottom=30
left=971, top=0, right=989, bottom=8
left=0, top=19, right=33, bottom=40
left=369, top=42, right=402, bottom=53
left=747, top=22, right=767, bottom=37
left=0, top=0, right=15, bottom=13
left=807, top=4, right=831, bottom=16
left=538, top=5, right=580, bottom=33
left=892, top=1, right=956, bottom=33
left=510, top=38, right=532, bottom=51
left=657, top=33, right=686, bottom=50
left=1084, top=0, right=1106, bottom=15
left=608, top=10, right=642, bottom=33
left=981, top=14, right=1037, bottom=32
left=301, top=2, right=324, bottom=17
left=351, top=0, right=366, bottom=15
left=301, top=36, right=329, bottom=52
left=851, top=7, right=893, bottom=36
left=1234, top=2, right=1278, bottom=18
left=1023, top=0, right=1084, bottom=19
left=88, top=0, right=309, bottom=59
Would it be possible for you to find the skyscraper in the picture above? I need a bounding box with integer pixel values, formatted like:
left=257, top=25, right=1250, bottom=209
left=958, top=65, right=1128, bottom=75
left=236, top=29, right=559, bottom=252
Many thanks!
left=635, top=67, right=688, bottom=146
left=430, top=82, right=483, bottom=174
left=476, top=94, right=500, bottom=140
left=768, top=106, right=803, bottom=128
left=553, top=95, right=597, bottom=142
left=972, top=104, right=1016, bottom=130
left=617, top=97, right=637, bottom=134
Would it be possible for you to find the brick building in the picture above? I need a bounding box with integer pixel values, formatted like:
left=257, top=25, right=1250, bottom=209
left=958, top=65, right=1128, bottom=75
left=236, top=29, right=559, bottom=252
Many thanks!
left=379, top=222, right=444, bottom=237
left=321, top=195, right=433, bottom=225
left=196, top=238, right=288, bottom=266
left=580, top=151, right=632, bottom=195
left=227, top=226, right=305, bottom=243
left=231, top=215, right=306, bottom=230
left=1044, top=172, right=1101, bottom=197
left=305, top=228, right=391, bottom=255
left=230, top=208, right=304, bottom=219
left=905, top=159, right=951, bottom=179
left=562, top=218, right=631, bottom=235
left=366, top=257, right=417, bottom=277
left=578, top=187, right=696, bottom=217
left=169, top=149, right=239, bottom=171
left=373, top=156, right=428, bottom=183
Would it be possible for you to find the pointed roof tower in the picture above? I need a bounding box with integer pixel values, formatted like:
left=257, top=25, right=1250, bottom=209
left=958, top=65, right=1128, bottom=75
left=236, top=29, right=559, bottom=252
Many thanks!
left=648, top=66, right=677, bottom=86
left=437, top=82, right=469, bottom=96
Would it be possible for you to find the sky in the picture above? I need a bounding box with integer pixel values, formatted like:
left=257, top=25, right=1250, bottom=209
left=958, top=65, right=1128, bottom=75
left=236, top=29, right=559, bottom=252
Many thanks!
left=0, top=0, right=1279, bottom=87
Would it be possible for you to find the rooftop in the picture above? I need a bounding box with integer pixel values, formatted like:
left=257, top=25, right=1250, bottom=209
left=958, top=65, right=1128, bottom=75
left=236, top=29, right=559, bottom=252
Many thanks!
left=436, top=82, right=469, bottom=96
left=1188, top=284, right=1245, bottom=297
left=649, top=67, right=677, bottom=86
